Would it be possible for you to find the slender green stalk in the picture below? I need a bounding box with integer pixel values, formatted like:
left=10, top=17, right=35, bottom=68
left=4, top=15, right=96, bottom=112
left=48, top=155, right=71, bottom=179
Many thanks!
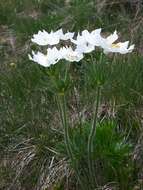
left=56, top=94, right=86, bottom=190
left=54, top=62, right=86, bottom=190
left=87, top=85, right=101, bottom=188
left=60, top=94, right=73, bottom=159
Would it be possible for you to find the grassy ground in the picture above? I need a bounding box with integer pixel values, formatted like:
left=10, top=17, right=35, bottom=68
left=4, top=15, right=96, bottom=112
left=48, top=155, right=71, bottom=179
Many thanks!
left=0, top=0, right=143, bottom=189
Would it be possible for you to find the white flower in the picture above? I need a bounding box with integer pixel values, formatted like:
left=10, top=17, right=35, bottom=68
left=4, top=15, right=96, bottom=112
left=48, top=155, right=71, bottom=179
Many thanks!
left=82, top=28, right=102, bottom=47
left=31, top=30, right=60, bottom=46
left=60, top=47, right=84, bottom=62
left=71, top=29, right=106, bottom=54
left=98, top=30, right=119, bottom=50
left=90, top=30, right=135, bottom=54
left=28, top=47, right=61, bottom=67
left=31, top=29, right=74, bottom=46
left=103, top=41, right=135, bottom=54
left=71, top=32, right=95, bottom=53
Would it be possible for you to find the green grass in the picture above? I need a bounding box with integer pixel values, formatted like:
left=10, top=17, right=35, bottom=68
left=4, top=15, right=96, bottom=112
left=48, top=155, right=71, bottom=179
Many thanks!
left=0, top=0, right=143, bottom=189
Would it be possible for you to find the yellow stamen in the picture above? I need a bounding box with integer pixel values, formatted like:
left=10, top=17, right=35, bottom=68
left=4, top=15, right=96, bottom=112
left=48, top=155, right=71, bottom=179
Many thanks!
left=111, top=43, right=120, bottom=48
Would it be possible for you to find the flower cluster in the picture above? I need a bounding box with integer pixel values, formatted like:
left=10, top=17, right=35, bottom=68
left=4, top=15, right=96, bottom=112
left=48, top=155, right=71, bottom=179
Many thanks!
left=29, top=28, right=134, bottom=67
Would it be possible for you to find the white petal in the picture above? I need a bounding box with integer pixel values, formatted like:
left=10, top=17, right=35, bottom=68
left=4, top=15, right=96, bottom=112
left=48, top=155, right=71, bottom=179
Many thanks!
left=106, top=30, right=118, bottom=44
left=61, top=32, right=74, bottom=40
left=91, top=28, right=102, bottom=35
left=76, top=43, right=95, bottom=54
left=128, top=44, right=135, bottom=52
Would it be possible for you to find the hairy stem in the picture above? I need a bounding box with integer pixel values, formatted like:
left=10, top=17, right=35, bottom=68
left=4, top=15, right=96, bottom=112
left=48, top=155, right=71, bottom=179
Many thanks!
left=87, top=85, right=101, bottom=188
left=61, top=94, right=73, bottom=159
left=56, top=94, right=86, bottom=190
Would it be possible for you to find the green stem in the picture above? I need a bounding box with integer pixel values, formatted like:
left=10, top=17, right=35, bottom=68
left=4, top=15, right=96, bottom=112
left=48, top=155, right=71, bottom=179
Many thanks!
left=54, top=61, right=86, bottom=189
left=61, top=94, right=73, bottom=159
left=57, top=94, right=86, bottom=190
left=87, top=85, right=101, bottom=188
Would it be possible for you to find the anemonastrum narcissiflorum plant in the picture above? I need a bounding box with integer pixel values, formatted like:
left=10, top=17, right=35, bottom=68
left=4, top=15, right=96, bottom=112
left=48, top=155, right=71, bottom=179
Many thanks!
left=28, top=28, right=134, bottom=190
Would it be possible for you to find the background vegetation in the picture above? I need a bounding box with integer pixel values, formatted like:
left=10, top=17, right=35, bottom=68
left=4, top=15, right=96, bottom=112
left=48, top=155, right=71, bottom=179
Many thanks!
left=0, top=0, right=143, bottom=189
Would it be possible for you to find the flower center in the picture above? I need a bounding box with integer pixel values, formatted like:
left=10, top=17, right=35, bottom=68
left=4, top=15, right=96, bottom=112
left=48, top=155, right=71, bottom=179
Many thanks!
left=111, top=43, right=120, bottom=48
